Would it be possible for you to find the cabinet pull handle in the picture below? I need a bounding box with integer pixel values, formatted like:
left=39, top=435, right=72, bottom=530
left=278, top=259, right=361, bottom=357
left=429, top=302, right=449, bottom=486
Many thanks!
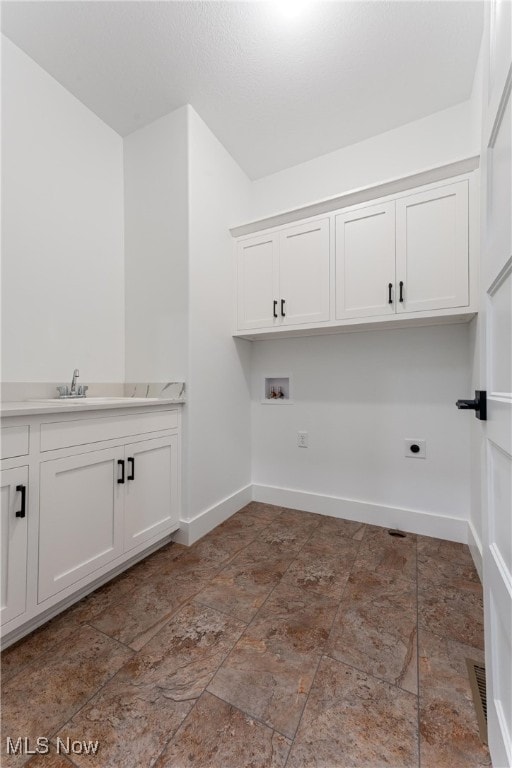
left=117, top=459, right=125, bottom=484
left=15, top=485, right=26, bottom=518
left=273, top=300, right=278, bottom=318
left=281, top=299, right=286, bottom=317
left=399, top=281, right=404, bottom=302
left=388, top=283, right=393, bottom=304
left=127, top=457, right=135, bottom=481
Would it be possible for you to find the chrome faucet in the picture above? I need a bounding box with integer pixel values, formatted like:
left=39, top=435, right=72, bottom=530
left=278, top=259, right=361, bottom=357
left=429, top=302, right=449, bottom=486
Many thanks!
left=70, top=368, right=79, bottom=395
left=56, top=369, right=88, bottom=399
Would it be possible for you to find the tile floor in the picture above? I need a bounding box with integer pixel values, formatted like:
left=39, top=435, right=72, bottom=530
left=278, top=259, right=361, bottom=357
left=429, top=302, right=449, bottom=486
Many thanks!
left=1, top=503, right=490, bottom=768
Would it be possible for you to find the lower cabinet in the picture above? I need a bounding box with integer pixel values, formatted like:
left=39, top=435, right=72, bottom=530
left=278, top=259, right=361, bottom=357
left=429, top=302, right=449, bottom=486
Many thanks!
left=39, top=448, right=124, bottom=602
left=0, top=466, right=28, bottom=624
left=38, top=435, right=179, bottom=603
left=124, top=435, right=179, bottom=552
left=0, top=407, right=182, bottom=641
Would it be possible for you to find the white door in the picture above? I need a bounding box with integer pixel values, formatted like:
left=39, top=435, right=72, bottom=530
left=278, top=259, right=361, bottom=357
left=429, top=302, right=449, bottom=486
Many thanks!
left=279, top=219, right=330, bottom=326
left=236, top=233, right=279, bottom=330
left=0, top=466, right=28, bottom=625
left=38, top=448, right=124, bottom=602
left=124, top=435, right=179, bottom=551
left=335, top=202, right=396, bottom=319
left=480, top=2, right=512, bottom=765
left=396, top=181, right=469, bottom=313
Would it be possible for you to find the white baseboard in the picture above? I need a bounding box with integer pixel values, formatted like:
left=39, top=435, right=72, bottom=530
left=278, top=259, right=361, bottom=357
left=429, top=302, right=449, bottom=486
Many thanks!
left=252, top=483, right=469, bottom=543
left=467, top=520, right=484, bottom=582
left=173, top=484, right=253, bottom=546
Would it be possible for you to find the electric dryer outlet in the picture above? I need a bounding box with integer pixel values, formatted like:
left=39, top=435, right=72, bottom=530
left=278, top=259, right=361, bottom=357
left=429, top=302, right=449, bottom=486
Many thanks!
left=405, top=439, right=426, bottom=458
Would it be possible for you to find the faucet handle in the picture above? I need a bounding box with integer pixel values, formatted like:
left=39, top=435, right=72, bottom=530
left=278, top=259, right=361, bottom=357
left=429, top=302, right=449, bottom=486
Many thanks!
left=56, top=385, right=69, bottom=398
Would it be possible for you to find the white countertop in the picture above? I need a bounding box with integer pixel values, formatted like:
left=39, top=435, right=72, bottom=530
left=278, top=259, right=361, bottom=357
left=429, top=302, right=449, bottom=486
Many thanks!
left=0, top=397, right=185, bottom=418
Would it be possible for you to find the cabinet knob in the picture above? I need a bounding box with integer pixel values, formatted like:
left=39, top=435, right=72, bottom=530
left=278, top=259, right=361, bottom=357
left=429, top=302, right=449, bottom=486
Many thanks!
left=273, top=300, right=278, bottom=319
left=117, top=460, right=125, bottom=484
left=281, top=299, right=286, bottom=317
left=399, top=281, right=404, bottom=302
left=127, top=457, right=135, bottom=481
left=388, top=283, right=393, bottom=304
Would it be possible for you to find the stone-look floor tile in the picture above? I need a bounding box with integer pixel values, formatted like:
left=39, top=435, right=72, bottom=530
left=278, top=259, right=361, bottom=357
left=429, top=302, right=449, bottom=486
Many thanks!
left=0, top=544, right=177, bottom=683
left=277, top=507, right=322, bottom=529
left=194, top=547, right=294, bottom=623
left=57, top=604, right=245, bottom=768
left=1, top=625, right=132, bottom=768
left=417, top=536, right=481, bottom=591
left=26, top=753, right=76, bottom=767
left=226, top=502, right=283, bottom=528
left=153, top=692, right=291, bottom=768
left=352, top=525, right=417, bottom=582
left=419, top=629, right=490, bottom=768
left=418, top=581, right=484, bottom=649
left=257, top=518, right=316, bottom=556
left=88, top=550, right=224, bottom=650
left=207, top=582, right=338, bottom=738
left=287, top=656, right=418, bottom=768
left=281, top=536, right=360, bottom=600
left=1, top=610, right=82, bottom=685
left=327, top=569, right=418, bottom=693
left=189, top=523, right=263, bottom=566
left=417, top=535, right=475, bottom=563
left=312, top=515, right=366, bottom=542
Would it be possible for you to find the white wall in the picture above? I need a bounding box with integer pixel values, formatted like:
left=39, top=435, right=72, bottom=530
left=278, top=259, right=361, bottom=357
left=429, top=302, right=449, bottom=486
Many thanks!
left=186, top=107, right=253, bottom=522
left=1, top=37, right=125, bottom=382
left=123, top=107, right=189, bottom=382
left=246, top=96, right=483, bottom=539
left=251, top=101, right=479, bottom=220
left=252, top=325, right=471, bottom=528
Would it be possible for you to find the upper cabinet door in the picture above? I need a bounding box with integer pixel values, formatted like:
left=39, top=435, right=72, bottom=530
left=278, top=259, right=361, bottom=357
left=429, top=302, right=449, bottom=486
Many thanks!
left=395, top=181, right=469, bottom=314
left=335, top=202, right=396, bottom=319
left=236, top=234, right=279, bottom=330
left=279, top=219, right=330, bottom=326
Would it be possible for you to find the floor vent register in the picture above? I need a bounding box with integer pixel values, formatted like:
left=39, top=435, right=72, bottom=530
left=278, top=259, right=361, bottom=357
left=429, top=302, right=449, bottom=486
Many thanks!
left=466, top=658, right=488, bottom=745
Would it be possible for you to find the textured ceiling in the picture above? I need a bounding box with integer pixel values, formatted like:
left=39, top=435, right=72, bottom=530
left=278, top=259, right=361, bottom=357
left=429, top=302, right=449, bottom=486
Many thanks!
left=1, top=1, right=484, bottom=179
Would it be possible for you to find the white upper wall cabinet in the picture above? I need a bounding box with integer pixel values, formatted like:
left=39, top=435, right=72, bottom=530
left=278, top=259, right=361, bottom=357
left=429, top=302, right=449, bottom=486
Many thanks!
left=278, top=219, right=330, bottom=326
left=236, top=234, right=279, bottom=331
left=335, top=202, right=396, bottom=319
left=233, top=170, right=477, bottom=339
left=236, top=220, right=330, bottom=331
left=396, top=181, right=469, bottom=313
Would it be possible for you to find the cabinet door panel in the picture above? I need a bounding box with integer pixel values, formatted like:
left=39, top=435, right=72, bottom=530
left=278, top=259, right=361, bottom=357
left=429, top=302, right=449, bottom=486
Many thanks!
left=336, top=203, right=396, bottom=319
left=279, top=219, right=330, bottom=325
left=38, top=448, right=123, bottom=602
left=124, top=435, right=179, bottom=552
left=396, top=181, right=469, bottom=313
left=237, top=234, right=279, bottom=330
left=1, top=466, right=28, bottom=625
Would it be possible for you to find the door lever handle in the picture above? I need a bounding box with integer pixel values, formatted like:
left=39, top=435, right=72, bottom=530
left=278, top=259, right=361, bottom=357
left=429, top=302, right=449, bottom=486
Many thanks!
left=456, top=390, right=487, bottom=420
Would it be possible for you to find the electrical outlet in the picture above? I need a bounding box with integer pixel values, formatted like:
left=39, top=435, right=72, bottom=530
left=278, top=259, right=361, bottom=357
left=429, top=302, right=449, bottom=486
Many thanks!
left=297, top=431, right=308, bottom=448
left=405, top=439, right=426, bottom=458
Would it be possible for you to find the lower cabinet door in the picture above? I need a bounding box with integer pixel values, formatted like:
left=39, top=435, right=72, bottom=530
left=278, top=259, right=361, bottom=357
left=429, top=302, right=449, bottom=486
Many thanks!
left=1, top=466, right=28, bottom=625
left=38, top=448, right=124, bottom=602
left=123, top=435, right=179, bottom=552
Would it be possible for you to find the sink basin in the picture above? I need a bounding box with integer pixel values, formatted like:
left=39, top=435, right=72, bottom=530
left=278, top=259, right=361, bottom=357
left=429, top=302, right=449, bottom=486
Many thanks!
left=29, top=397, right=160, bottom=404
